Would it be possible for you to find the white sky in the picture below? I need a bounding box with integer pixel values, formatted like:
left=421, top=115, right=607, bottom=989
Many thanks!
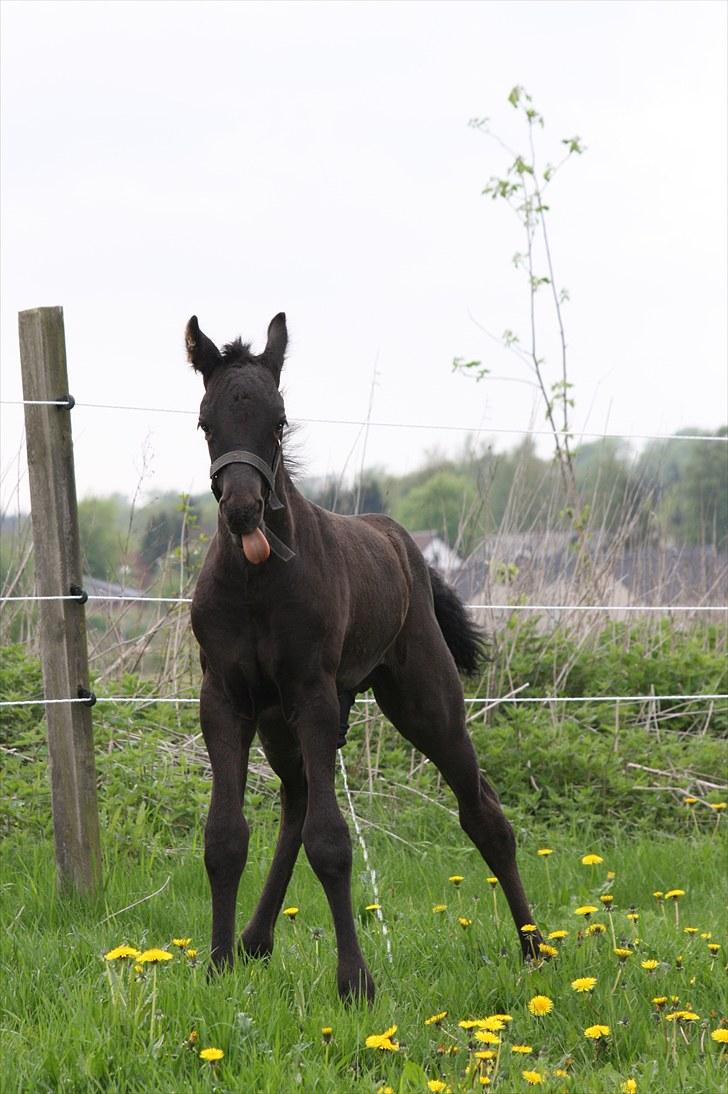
left=1, top=0, right=726, bottom=512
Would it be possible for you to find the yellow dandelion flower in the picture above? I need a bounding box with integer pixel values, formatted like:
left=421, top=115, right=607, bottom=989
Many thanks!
left=709, top=802, right=726, bottom=811
left=479, top=1078, right=491, bottom=1087
left=186, top=1030, right=199, bottom=1045
left=172, top=937, right=192, bottom=948
left=652, top=996, right=668, bottom=1007
left=539, top=943, right=559, bottom=957
left=683, top=926, right=698, bottom=934
left=449, top=875, right=465, bottom=886
left=584, top=1024, right=610, bottom=1040
left=432, top=904, right=448, bottom=914
left=137, top=948, right=173, bottom=964
left=664, top=889, right=685, bottom=900
left=199, top=1047, right=224, bottom=1061
left=537, top=848, right=554, bottom=856
left=425, top=1011, right=448, bottom=1026
left=427, top=1081, right=449, bottom=1093
left=522, top=1071, right=544, bottom=1085
left=520, top=923, right=538, bottom=933
left=554, top=1069, right=569, bottom=1078
left=607, top=870, right=616, bottom=880
left=185, top=947, right=198, bottom=958
left=614, top=947, right=632, bottom=961
left=571, top=976, right=597, bottom=993
left=511, top=1044, right=533, bottom=1054
left=700, top=931, right=712, bottom=939
left=321, top=1026, right=333, bottom=1042
left=480, top=1016, right=506, bottom=1032
left=664, top=1010, right=700, bottom=1023
left=283, top=906, right=299, bottom=920
left=458, top=916, right=472, bottom=929
left=366, top=1025, right=399, bottom=1051
left=365, top=903, right=381, bottom=912
left=653, top=891, right=664, bottom=900
left=640, top=959, right=659, bottom=971
left=474, top=1050, right=497, bottom=1060
left=599, top=894, right=614, bottom=905
left=486, top=876, right=499, bottom=888
left=711, top=1029, right=728, bottom=1044
left=527, top=994, right=554, bottom=1016
left=474, top=1030, right=501, bottom=1046
left=104, top=944, right=141, bottom=961
left=458, top=1018, right=482, bottom=1029
left=490, top=1014, right=513, bottom=1023
left=575, top=905, right=598, bottom=917
left=586, top=922, right=607, bottom=935
left=581, top=854, right=603, bottom=865
left=548, top=929, right=569, bottom=940
left=707, top=942, right=721, bottom=954
left=378, top=1088, right=396, bottom=1094
left=621, top=1080, right=637, bottom=1094
left=626, top=912, right=639, bottom=921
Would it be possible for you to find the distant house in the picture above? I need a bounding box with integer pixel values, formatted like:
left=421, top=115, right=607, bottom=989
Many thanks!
left=449, top=537, right=727, bottom=614
left=411, top=531, right=463, bottom=576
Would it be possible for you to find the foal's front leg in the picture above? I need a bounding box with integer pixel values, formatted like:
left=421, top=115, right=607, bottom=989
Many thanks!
left=293, top=687, right=375, bottom=1003
left=200, top=673, right=255, bottom=971
left=240, top=707, right=308, bottom=960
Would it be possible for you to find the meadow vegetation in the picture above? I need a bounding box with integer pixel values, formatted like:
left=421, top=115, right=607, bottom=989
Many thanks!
left=1, top=620, right=726, bottom=1092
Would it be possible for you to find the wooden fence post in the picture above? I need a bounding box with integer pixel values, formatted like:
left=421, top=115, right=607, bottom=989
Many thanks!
left=19, top=306, right=101, bottom=895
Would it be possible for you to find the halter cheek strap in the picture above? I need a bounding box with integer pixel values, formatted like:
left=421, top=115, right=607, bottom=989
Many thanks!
left=209, top=443, right=296, bottom=562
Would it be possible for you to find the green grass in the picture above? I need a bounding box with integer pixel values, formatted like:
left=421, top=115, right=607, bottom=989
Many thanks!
left=1, top=629, right=726, bottom=1092
left=1, top=803, right=726, bottom=1092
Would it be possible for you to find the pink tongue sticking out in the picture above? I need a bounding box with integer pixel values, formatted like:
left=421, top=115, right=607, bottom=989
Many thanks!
left=241, top=527, right=271, bottom=564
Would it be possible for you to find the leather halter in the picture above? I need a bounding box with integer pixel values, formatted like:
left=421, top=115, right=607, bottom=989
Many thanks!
left=209, top=442, right=295, bottom=561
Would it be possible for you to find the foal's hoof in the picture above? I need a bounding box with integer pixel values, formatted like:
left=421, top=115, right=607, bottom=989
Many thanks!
left=240, top=929, right=274, bottom=962
left=521, top=930, right=546, bottom=962
left=337, top=965, right=375, bottom=1005
left=206, top=952, right=234, bottom=980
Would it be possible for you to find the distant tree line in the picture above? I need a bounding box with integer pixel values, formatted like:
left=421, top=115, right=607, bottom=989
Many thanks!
left=0, top=429, right=723, bottom=586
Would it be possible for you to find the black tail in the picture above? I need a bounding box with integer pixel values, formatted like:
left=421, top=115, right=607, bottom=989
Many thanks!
left=429, top=567, right=485, bottom=676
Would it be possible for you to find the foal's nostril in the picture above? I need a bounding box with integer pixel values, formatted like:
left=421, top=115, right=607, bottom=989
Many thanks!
left=221, top=498, right=264, bottom=536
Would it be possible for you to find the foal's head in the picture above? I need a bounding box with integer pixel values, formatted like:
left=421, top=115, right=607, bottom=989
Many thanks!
left=186, top=313, right=288, bottom=559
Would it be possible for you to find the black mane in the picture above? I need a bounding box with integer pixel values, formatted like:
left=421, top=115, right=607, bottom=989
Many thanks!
left=220, top=338, right=254, bottom=364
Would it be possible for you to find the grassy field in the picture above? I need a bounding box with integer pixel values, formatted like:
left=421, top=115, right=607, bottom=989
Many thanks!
left=1, top=627, right=726, bottom=1092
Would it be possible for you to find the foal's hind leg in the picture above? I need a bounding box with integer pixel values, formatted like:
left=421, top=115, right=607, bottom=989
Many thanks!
left=200, top=672, right=256, bottom=971
left=240, top=707, right=307, bottom=960
left=373, top=655, right=542, bottom=961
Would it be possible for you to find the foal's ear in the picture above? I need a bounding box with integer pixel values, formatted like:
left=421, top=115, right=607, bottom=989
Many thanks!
left=262, top=312, right=288, bottom=385
left=185, top=316, right=222, bottom=382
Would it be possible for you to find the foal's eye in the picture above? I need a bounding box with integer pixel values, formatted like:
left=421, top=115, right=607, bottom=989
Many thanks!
left=276, top=418, right=287, bottom=435
left=198, top=421, right=211, bottom=436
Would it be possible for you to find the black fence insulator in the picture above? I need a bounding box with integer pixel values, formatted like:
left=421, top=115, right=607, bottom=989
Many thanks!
left=69, top=584, right=88, bottom=604
left=57, top=393, right=75, bottom=410
left=77, top=687, right=97, bottom=707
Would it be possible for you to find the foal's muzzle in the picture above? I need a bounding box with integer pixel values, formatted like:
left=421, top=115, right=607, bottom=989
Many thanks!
left=209, top=444, right=295, bottom=563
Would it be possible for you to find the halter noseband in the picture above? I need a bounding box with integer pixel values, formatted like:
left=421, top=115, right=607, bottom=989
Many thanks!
left=209, top=442, right=295, bottom=561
